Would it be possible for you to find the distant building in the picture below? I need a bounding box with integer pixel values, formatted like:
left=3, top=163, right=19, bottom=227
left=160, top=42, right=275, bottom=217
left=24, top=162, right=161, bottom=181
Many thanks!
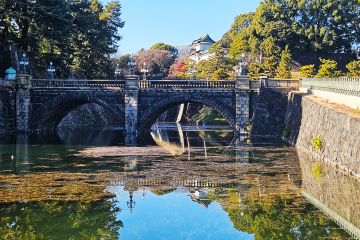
left=189, top=34, right=229, bottom=63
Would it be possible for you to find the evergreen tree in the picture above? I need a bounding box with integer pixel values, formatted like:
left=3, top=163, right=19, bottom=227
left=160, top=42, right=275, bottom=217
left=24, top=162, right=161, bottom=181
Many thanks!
left=276, top=46, right=292, bottom=79
left=316, top=58, right=341, bottom=78
left=300, top=65, right=316, bottom=78
left=346, top=60, right=360, bottom=77
left=262, top=37, right=280, bottom=78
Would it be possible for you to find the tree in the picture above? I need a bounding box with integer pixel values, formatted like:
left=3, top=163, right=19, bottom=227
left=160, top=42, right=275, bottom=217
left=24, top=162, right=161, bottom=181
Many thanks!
left=300, top=65, right=316, bottom=78
left=212, top=68, right=230, bottom=80
left=134, top=48, right=174, bottom=78
left=248, top=61, right=264, bottom=80
left=150, top=42, right=178, bottom=57
left=346, top=60, right=360, bottom=77
left=316, top=58, right=341, bottom=78
left=262, top=37, right=280, bottom=78
left=0, top=0, right=125, bottom=79
left=276, top=46, right=292, bottom=79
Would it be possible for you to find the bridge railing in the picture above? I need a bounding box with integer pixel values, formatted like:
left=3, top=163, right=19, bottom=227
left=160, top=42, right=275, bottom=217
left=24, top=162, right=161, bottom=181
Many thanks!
left=302, top=77, right=360, bottom=97
left=138, top=80, right=235, bottom=89
left=31, top=79, right=125, bottom=89
left=266, top=79, right=300, bottom=88
left=250, top=80, right=261, bottom=89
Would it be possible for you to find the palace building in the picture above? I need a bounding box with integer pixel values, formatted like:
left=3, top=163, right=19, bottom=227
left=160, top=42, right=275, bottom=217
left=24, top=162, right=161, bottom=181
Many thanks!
left=189, top=34, right=229, bottom=63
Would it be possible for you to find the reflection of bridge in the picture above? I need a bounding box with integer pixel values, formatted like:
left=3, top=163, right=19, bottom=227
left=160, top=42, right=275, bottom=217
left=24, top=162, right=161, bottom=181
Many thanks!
left=111, top=178, right=238, bottom=188
left=0, top=74, right=299, bottom=134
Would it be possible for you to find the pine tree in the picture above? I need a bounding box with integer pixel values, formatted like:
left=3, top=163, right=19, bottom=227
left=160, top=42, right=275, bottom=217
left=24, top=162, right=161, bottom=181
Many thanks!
left=262, top=37, right=279, bottom=78
left=316, top=58, right=341, bottom=78
left=276, top=46, right=292, bottom=79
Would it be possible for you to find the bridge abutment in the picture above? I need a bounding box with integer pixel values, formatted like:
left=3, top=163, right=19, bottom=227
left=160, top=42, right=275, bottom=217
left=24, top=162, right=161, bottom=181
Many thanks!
left=15, top=75, right=31, bottom=132
left=124, top=75, right=139, bottom=135
left=235, top=75, right=250, bottom=135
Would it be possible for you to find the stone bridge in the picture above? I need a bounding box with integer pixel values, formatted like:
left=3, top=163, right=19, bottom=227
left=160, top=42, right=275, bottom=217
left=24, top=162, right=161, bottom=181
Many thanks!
left=0, top=74, right=299, bottom=134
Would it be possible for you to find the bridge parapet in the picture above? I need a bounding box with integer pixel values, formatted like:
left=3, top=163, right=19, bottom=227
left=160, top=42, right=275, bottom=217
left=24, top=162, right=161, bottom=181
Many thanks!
left=31, top=79, right=125, bottom=90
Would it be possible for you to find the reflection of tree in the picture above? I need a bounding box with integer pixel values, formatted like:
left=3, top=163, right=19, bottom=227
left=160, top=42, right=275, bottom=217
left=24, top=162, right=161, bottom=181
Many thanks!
left=151, top=188, right=176, bottom=196
left=0, top=200, right=123, bottom=240
left=223, top=190, right=349, bottom=240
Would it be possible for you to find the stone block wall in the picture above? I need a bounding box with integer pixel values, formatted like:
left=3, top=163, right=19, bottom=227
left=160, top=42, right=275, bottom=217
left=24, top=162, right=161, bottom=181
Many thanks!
left=0, top=90, right=16, bottom=132
left=285, top=92, right=360, bottom=178
left=250, top=87, right=293, bottom=137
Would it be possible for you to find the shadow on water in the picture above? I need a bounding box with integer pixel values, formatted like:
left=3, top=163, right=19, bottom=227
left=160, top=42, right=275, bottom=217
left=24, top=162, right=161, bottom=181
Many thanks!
left=0, top=125, right=357, bottom=239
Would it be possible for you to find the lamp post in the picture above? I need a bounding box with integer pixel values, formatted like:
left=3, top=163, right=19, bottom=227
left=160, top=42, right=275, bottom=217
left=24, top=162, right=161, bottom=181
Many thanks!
left=140, top=62, right=148, bottom=80
left=237, top=53, right=246, bottom=76
left=47, top=62, right=55, bottom=79
left=19, top=53, right=29, bottom=75
left=127, top=192, right=136, bottom=213
left=115, top=64, right=121, bottom=80
left=128, top=56, right=136, bottom=75
left=187, top=65, right=197, bottom=80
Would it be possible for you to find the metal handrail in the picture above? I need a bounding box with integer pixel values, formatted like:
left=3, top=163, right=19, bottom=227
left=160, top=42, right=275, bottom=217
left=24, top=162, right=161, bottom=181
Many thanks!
left=302, top=78, right=360, bottom=97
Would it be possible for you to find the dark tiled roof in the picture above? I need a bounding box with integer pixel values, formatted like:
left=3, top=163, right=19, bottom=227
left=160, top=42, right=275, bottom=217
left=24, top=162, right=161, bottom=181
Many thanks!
left=190, top=34, right=215, bottom=46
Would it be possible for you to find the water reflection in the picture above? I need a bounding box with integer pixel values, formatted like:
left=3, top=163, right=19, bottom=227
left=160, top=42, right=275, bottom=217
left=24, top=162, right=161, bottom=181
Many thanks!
left=0, top=126, right=357, bottom=239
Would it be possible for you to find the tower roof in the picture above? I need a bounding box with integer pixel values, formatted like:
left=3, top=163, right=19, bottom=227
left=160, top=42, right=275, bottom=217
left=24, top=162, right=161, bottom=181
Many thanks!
left=190, top=34, right=216, bottom=46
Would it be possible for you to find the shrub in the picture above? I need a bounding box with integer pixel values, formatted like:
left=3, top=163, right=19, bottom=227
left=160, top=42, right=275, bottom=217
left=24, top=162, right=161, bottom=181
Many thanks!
left=346, top=60, right=360, bottom=77
left=283, top=126, right=291, bottom=138
left=316, top=58, right=341, bottom=78
left=311, top=135, right=323, bottom=150
left=300, top=65, right=316, bottom=78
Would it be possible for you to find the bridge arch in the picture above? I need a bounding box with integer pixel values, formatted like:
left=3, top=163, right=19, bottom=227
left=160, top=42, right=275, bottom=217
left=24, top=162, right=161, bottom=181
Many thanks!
left=31, top=93, right=124, bottom=131
left=138, top=93, right=236, bottom=132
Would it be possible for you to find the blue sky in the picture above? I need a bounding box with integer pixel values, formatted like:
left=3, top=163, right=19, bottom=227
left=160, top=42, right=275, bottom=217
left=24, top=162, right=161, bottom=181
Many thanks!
left=102, top=0, right=260, bottom=55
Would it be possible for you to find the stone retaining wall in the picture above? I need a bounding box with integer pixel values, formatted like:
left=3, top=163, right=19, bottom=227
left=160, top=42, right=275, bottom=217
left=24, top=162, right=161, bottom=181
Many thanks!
left=250, top=87, right=293, bottom=137
left=285, top=92, right=360, bottom=178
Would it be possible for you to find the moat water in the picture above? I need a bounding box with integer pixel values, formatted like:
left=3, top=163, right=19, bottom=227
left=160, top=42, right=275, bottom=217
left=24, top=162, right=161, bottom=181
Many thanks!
left=0, top=124, right=358, bottom=239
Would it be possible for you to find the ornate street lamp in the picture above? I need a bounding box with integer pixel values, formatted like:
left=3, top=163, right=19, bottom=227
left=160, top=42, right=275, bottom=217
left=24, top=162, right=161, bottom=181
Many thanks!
left=187, top=65, right=197, bottom=80
left=47, top=62, right=55, bottom=79
left=128, top=56, right=136, bottom=75
left=140, top=62, right=148, bottom=80
left=114, top=64, right=121, bottom=80
left=19, top=53, right=29, bottom=75
left=237, top=53, right=246, bottom=76
left=127, top=192, right=136, bottom=213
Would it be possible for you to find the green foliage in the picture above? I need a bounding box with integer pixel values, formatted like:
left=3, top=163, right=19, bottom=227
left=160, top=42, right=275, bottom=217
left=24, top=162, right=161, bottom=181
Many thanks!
left=311, top=135, right=323, bottom=151
left=225, top=192, right=348, bottom=239
left=262, top=37, right=280, bottom=78
left=352, top=108, right=359, bottom=114
left=316, top=58, right=341, bottom=78
left=312, top=163, right=323, bottom=180
left=0, top=0, right=124, bottom=79
left=300, top=65, right=316, bottom=78
left=248, top=61, right=264, bottom=80
left=212, top=68, right=230, bottom=80
left=346, top=60, right=360, bottom=77
left=151, top=188, right=176, bottom=196
left=190, top=107, right=227, bottom=124
left=276, top=46, right=292, bottom=79
left=150, top=43, right=178, bottom=57
left=283, top=126, right=291, bottom=138
left=229, top=35, right=249, bottom=60
left=0, top=200, right=123, bottom=239
left=223, top=0, right=360, bottom=68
